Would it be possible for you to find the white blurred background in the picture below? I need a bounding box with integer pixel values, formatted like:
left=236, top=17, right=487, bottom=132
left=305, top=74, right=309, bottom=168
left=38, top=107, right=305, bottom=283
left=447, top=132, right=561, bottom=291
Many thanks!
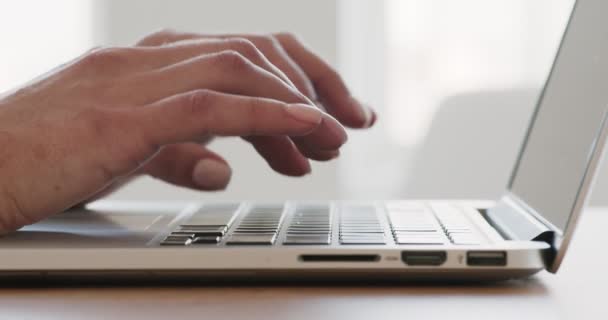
left=5, top=0, right=606, bottom=204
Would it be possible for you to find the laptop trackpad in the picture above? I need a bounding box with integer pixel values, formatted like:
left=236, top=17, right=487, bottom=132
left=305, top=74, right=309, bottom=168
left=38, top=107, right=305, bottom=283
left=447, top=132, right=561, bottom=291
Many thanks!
left=0, top=205, right=181, bottom=248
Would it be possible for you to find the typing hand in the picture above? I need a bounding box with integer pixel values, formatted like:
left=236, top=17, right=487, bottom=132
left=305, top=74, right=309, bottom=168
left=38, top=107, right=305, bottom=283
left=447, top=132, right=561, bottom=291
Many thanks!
left=0, top=31, right=374, bottom=233
left=133, top=30, right=376, bottom=176
left=84, top=31, right=377, bottom=202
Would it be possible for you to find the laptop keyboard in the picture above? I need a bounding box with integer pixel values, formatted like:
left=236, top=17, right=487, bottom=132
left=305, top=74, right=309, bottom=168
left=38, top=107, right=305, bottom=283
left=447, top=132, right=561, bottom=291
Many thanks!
left=160, top=202, right=484, bottom=246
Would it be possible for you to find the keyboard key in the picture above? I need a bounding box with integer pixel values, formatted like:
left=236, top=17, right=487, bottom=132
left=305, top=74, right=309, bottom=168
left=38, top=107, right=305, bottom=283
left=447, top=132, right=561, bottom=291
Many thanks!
left=288, top=226, right=331, bottom=230
left=284, top=235, right=331, bottom=245
left=387, top=202, right=455, bottom=245
left=430, top=203, right=483, bottom=245
left=286, top=204, right=333, bottom=241
left=175, top=226, right=227, bottom=237
left=392, top=226, right=438, bottom=231
left=234, top=226, right=279, bottom=230
left=395, top=235, right=443, bottom=240
left=288, top=231, right=332, bottom=235
left=395, top=240, right=445, bottom=245
left=230, top=230, right=277, bottom=234
left=160, top=240, right=191, bottom=246
left=161, top=234, right=193, bottom=246
left=450, top=234, right=481, bottom=245
left=340, top=239, right=386, bottom=244
left=226, top=234, right=276, bottom=245
left=227, top=204, right=285, bottom=245
left=395, top=231, right=446, bottom=244
left=340, top=233, right=385, bottom=237
left=339, top=205, right=385, bottom=245
left=191, top=236, right=221, bottom=244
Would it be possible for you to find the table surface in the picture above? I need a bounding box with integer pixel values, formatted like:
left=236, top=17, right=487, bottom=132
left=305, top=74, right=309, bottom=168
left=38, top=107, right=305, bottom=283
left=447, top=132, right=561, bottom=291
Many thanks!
left=1, top=207, right=606, bottom=320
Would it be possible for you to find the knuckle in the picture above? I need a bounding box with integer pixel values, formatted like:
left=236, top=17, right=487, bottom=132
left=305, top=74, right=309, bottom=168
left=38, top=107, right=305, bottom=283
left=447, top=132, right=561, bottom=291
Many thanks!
left=215, top=50, right=254, bottom=73
left=137, top=28, right=176, bottom=46
left=186, top=89, right=214, bottom=112
left=184, top=90, right=215, bottom=130
left=225, top=38, right=261, bottom=59
left=244, top=98, right=266, bottom=135
left=155, top=27, right=177, bottom=36
left=274, top=31, right=298, bottom=43
left=251, top=34, right=281, bottom=51
left=80, top=46, right=133, bottom=72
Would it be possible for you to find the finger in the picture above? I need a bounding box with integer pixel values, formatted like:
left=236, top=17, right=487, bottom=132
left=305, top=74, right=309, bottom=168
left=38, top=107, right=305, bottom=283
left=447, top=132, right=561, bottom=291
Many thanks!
left=127, top=50, right=309, bottom=106
left=137, top=29, right=203, bottom=46
left=291, top=113, right=347, bottom=160
left=138, top=31, right=317, bottom=103
left=198, top=135, right=214, bottom=145
left=293, top=142, right=340, bottom=162
left=274, top=32, right=375, bottom=128
left=136, top=33, right=343, bottom=163
left=137, top=89, right=323, bottom=146
left=212, top=34, right=318, bottom=100
left=142, top=143, right=231, bottom=191
left=137, top=30, right=375, bottom=128
left=244, top=136, right=311, bottom=176
left=135, top=32, right=351, bottom=158
left=128, top=51, right=347, bottom=152
left=132, top=38, right=297, bottom=89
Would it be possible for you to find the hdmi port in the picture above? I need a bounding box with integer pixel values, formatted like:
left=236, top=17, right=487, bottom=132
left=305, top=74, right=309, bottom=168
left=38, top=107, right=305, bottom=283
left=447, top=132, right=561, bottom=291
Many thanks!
left=402, top=251, right=447, bottom=266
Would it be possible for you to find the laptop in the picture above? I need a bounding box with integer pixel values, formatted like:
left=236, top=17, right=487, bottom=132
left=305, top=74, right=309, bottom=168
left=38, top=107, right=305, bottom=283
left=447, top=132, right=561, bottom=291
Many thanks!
left=0, top=0, right=606, bottom=281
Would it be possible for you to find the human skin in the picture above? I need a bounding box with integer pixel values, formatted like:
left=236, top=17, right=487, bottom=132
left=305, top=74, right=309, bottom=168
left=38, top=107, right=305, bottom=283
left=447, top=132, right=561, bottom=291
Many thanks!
left=0, top=30, right=375, bottom=234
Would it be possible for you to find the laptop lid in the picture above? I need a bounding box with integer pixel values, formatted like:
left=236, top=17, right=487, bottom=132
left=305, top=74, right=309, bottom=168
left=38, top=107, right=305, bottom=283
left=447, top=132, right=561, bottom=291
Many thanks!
left=489, top=0, right=608, bottom=272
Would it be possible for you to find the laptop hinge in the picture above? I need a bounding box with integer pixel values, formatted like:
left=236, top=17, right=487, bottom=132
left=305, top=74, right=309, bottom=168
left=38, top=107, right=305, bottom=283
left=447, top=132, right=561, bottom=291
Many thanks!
left=485, top=194, right=557, bottom=266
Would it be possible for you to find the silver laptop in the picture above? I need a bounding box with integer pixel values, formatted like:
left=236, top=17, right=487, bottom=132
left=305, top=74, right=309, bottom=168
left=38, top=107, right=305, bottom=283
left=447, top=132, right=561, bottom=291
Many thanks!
left=1, top=0, right=606, bottom=281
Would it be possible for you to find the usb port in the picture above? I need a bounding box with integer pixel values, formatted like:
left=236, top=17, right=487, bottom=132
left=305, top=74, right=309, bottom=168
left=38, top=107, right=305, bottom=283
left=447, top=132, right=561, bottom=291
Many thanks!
left=467, top=251, right=507, bottom=266
left=401, top=251, right=447, bottom=266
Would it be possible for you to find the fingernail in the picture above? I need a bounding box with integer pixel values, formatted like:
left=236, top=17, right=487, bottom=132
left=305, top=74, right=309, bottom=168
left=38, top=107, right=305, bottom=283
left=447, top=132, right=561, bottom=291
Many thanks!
left=333, top=123, right=348, bottom=144
left=286, top=104, right=323, bottom=125
left=192, top=159, right=232, bottom=190
left=327, top=115, right=348, bottom=145
left=299, top=158, right=312, bottom=174
left=368, top=108, right=378, bottom=127
left=351, top=97, right=374, bottom=127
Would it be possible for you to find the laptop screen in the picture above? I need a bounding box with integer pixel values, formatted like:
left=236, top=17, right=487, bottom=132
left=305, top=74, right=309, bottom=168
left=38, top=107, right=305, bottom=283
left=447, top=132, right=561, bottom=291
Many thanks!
left=509, top=0, right=608, bottom=232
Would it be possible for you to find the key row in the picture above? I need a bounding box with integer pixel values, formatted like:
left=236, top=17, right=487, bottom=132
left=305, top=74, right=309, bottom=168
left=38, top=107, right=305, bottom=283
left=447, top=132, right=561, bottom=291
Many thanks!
left=339, top=205, right=386, bottom=244
left=283, top=205, right=332, bottom=245
left=432, top=204, right=482, bottom=245
left=161, top=203, right=240, bottom=246
left=387, top=203, right=448, bottom=245
left=226, top=205, right=285, bottom=245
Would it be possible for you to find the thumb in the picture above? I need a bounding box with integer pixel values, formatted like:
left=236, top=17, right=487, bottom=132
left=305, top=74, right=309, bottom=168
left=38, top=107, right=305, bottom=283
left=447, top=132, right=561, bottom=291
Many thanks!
left=143, top=143, right=232, bottom=191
